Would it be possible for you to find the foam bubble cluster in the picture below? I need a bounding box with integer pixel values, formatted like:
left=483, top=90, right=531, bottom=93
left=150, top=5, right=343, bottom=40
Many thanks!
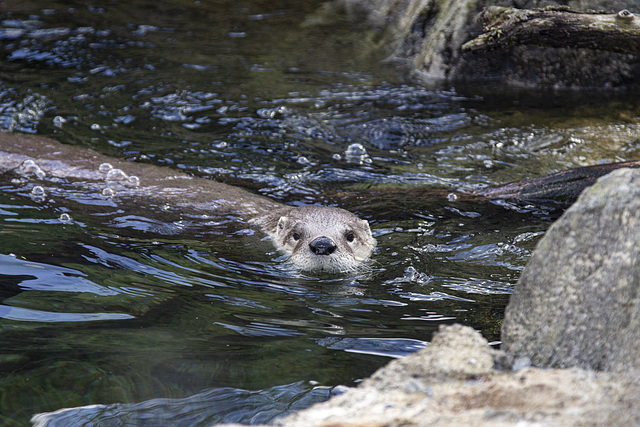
left=20, top=159, right=46, bottom=179
left=97, top=162, right=140, bottom=197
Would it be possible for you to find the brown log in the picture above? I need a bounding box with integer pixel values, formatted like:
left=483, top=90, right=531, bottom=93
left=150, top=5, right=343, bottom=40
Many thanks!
left=477, top=160, right=640, bottom=205
left=463, top=6, right=640, bottom=54
left=331, top=161, right=640, bottom=220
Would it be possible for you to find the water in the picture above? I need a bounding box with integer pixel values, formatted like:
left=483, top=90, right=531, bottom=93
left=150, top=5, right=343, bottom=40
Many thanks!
left=1, top=0, right=640, bottom=425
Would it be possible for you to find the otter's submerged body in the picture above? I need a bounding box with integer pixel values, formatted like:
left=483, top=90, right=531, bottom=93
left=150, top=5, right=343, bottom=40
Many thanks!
left=0, top=132, right=376, bottom=273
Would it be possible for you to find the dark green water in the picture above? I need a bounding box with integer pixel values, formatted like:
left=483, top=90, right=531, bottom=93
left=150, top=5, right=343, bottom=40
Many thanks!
left=1, top=0, right=640, bottom=425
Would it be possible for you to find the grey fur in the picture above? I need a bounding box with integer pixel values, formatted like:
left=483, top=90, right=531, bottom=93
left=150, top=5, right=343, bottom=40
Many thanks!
left=0, top=132, right=376, bottom=272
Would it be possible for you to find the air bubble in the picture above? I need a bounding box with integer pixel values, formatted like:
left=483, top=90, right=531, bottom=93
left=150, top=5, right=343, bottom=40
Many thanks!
left=102, top=188, right=116, bottom=197
left=213, top=141, right=228, bottom=149
left=53, top=116, right=67, bottom=128
left=31, top=185, right=46, bottom=197
left=59, top=213, right=72, bottom=222
left=128, top=175, right=140, bottom=186
left=31, top=185, right=47, bottom=201
left=99, top=162, right=113, bottom=173
left=105, top=168, right=128, bottom=181
left=345, top=143, right=367, bottom=156
left=344, top=143, right=369, bottom=164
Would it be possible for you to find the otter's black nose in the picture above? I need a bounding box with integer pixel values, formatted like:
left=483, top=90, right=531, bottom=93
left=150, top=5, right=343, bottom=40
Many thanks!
left=309, top=236, right=337, bottom=255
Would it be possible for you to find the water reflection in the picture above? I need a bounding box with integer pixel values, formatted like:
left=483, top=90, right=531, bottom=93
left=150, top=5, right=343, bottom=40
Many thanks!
left=0, top=305, right=133, bottom=322
left=0, top=253, right=117, bottom=295
left=31, top=381, right=344, bottom=426
left=317, top=337, right=428, bottom=358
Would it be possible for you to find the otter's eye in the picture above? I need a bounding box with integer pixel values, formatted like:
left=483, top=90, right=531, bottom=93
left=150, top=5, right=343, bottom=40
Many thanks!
left=292, top=233, right=301, bottom=241
left=346, top=232, right=355, bottom=243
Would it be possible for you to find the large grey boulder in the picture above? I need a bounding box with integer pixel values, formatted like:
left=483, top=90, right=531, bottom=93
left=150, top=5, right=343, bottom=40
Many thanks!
left=502, top=167, right=640, bottom=371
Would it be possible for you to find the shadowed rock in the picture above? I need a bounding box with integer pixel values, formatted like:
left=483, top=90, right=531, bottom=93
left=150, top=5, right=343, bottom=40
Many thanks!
left=315, top=0, right=640, bottom=88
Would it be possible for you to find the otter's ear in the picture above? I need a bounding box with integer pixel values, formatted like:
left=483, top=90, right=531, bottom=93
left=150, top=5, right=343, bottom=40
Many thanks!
left=277, top=216, right=293, bottom=231
left=359, top=219, right=372, bottom=234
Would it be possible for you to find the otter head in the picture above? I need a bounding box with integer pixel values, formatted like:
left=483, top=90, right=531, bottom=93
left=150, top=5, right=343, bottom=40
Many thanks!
left=264, top=206, right=376, bottom=273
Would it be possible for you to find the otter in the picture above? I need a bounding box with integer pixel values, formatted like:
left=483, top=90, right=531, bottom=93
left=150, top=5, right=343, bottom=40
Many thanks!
left=259, top=206, right=376, bottom=273
left=0, top=132, right=376, bottom=273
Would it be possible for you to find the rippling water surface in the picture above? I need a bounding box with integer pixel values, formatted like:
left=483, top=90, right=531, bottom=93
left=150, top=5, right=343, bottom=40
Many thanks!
left=1, top=0, right=640, bottom=425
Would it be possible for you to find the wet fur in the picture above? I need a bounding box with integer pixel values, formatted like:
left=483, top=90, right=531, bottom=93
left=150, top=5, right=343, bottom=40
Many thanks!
left=258, top=206, right=376, bottom=273
left=0, top=132, right=376, bottom=272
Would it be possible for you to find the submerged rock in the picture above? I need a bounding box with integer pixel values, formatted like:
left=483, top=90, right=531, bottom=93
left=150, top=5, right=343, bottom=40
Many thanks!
left=362, top=324, right=501, bottom=388
left=225, top=324, right=639, bottom=426
left=502, top=167, right=640, bottom=371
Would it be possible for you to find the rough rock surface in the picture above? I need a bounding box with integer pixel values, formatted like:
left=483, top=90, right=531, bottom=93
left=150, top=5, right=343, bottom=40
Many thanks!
left=503, top=167, right=640, bottom=371
left=318, top=0, right=640, bottom=88
left=216, top=325, right=639, bottom=427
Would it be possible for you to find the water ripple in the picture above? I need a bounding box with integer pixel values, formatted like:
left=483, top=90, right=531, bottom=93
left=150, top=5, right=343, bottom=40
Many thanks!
left=0, top=305, right=133, bottom=322
left=31, top=381, right=339, bottom=426
left=0, top=253, right=117, bottom=295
